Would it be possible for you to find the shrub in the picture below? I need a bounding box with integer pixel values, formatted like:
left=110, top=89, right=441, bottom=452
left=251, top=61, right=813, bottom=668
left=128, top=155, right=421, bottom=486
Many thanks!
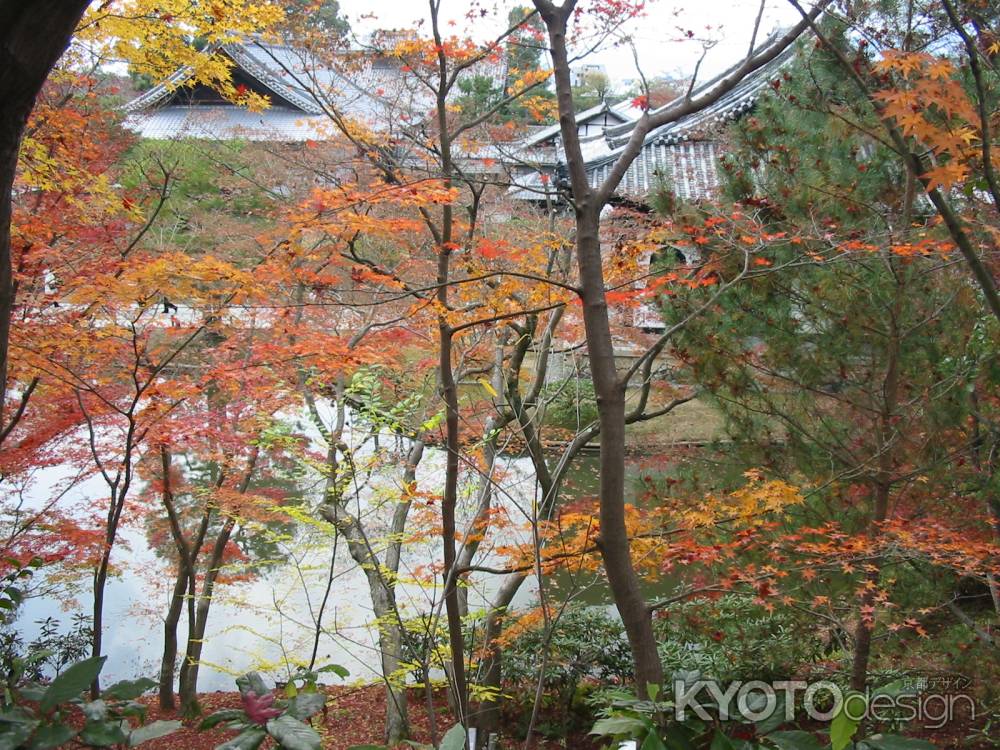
left=654, top=595, right=824, bottom=682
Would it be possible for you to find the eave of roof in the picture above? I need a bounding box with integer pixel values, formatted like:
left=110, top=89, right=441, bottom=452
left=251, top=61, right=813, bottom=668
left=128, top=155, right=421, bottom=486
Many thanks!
left=586, top=40, right=796, bottom=172
left=517, top=99, right=631, bottom=150
left=122, top=40, right=325, bottom=116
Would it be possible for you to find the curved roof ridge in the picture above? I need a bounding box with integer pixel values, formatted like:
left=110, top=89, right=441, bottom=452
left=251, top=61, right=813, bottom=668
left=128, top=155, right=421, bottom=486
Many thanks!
left=225, top=41, right=325, bottom=114
left=122, top=40, right=325, bottom=115
left=122, top=41, right=224, bottom=113
left=602, top=28, right=796, bottom=146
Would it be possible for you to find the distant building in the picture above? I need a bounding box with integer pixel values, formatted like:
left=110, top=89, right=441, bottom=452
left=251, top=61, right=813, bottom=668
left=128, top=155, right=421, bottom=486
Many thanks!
left=570, top=63, right=607, bottom=88
left=123, top=38, right=494, bottom=142
left=125, top=34, right=793, bottom=205
left=507, top=42, right=795, bottom=204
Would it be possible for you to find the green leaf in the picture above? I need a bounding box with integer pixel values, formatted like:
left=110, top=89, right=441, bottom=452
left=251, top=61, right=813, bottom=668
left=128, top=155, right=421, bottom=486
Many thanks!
left=23, top=650, right=54, bottom=667
left=199, top=709, right=248, bottom=730
left=216, top=728, right=267, bottom=750
left=438, top=723, right=467, bottom=750
left=79, top=720, right=129, bottom=747
left=641, top=731, right=669, bottom=750
left=316, top=664, right=349, bottom=679
left=28, top=723, right=77, bottom=749
left=0, top=721, right=38, bottom=750
left=0, top=707, right=36, bottom=724
left=17, top=686, right=45, bottom=703
left=711, top=730, right=738, bottom=750
left=286, top=692, right=326, bottom=721
left=117, top=701, right=148, bottom=721
left=870, top=681, right=913, bottom=699
left=40, top=656, right=106, bottom=712
left=768, top=731, right=826, bottom=750
left=755, top=694, right=788, bottom=735
left=235, top=673, right=269, bottom=697
left=863, top=735, right=935, bottom=750
left=590, top=716, right=649, bottom=738
left=661, top=724, right=699, bottom=750
left=831, top=696, right=863, bottom=750
left=102, top=678, right=157, bottom=701
left=265, top=715, right=322, bottom=750
left=128, top=719, right=182, bottom=746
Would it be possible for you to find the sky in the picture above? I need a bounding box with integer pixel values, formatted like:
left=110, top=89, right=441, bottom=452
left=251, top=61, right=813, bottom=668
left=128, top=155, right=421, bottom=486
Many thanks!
left=336, top=0, right=803, bottom=87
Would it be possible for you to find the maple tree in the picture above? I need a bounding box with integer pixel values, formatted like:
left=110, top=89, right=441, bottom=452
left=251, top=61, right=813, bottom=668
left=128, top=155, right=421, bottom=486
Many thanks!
left=1, top=2, right=997, bottom=748
left=0, top=0, right=297, bottom=701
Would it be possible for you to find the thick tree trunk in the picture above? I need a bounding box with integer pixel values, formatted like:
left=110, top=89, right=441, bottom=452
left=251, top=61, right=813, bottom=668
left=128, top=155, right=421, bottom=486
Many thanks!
left=0, top=1, right=91, bottom=425
left=575, top=212, right=663, bottom=695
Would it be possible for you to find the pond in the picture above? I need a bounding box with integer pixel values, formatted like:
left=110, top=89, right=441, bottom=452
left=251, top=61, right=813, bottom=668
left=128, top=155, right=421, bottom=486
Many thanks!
left=14, top=445, right=679, bottom=692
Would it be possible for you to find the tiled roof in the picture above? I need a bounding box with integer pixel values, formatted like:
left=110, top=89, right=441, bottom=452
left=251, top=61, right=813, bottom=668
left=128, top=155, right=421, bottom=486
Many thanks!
left=588, top=140, right=722, bottom=199
left=123, top=105, right=329, bottom=141
left=507, top=35, right=795, bottom=202
left=122, top=40, right=429, bottom=140
left=518, top=100, right=631, bottom=150
left=603, top=43, right=795, bottom=150
left=123, top=38, right=510, bottom=142
left=584, top=41, right=796, bottom=199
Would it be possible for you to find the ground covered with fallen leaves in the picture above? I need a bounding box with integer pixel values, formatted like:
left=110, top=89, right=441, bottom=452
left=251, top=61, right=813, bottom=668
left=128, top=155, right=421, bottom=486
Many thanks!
left=132, top=684, right=596, bottom=750
left=116, top=683, right=992, bottom=750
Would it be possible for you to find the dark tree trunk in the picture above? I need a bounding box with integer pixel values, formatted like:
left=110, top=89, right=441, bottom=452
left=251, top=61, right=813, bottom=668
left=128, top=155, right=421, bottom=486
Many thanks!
left=471, top=574, right=525, bottom=749
left=158, top=567, right=188, bottom=711
left=0, top=1, right=90, bottom=425
left=531, top=0, right=823, bottom=698
left=575, top=212, right=664, bottom=694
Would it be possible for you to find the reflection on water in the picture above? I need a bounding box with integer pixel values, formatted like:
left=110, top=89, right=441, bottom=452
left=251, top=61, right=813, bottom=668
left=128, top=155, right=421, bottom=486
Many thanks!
left=16, top=450, right=674, bottom=691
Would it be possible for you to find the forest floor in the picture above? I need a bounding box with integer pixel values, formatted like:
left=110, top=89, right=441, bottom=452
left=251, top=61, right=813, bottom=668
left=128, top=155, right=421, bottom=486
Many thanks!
left=135, top=684, right=598, bottom=750
left=128, top=682, right=992, bottom=750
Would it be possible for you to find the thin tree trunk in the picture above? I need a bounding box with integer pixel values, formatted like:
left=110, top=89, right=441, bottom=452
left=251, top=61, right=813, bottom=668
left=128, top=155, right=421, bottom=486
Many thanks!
left=176, top=452, right=256, bottom=714
left=157, top=446, right=216, bottom=710
left=178, top=516, right=235, bottom=714
left=90, top=417, right=138, bottom=699
left=575, top=209, right=664, bottom=695
left=372, top=586, right=409, bottom=744
left=319, top=436, right=423, bottom=744
left=849, top=270, right=901, bottom=692
left=473, top=574, right=526, bottom=749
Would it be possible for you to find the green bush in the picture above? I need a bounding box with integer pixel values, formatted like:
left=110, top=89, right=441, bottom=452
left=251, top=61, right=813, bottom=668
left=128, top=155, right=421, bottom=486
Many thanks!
left=498, top=606, right=632, bottom=738
left=502, top=605, right=633, bottom=695
left=542, top=377, right=598, bottom=430
left=0, top=655, right=179, bottom=748
left=654, top=595, right=824, bottom=682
